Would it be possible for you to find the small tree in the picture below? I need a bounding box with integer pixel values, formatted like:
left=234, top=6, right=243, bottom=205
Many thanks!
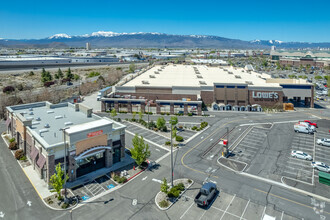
left=74, top=74, right=80, bottom=81
left=110, top=108, right=117, bottom=119
left=57, top=68, right=64, bottom=79
left=50, top=163, right=68, bottom=200
left=161, top=178, right=169, bottom=194
left=172, top=127, right=177, bottom=138
left=132, top=112, right=136, bottom=120
left=156, top=117, right=166, bottom=130
left=170, top=116, right=178, bottom=127
left=138, top=110, right=143, bottom=121
left=66, top=68, right=74, bottom=81
left=129, top=63, right=136, bottom=73
left=130, top=134, right=150, bottom=167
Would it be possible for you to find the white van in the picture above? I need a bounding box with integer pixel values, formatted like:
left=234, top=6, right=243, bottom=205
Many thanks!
left=298, top=122, right=316, bottom=132
left=294, top=123, right=314, bottom=134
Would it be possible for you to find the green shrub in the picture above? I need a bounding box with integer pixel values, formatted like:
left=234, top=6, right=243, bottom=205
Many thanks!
left=192, top=126, right=197, bottom=130
left=19, top=155, right=27, bottom=161
left=162, top=126, right=168, bottom=132
left=200, top=122, right=208, bottom=129
left=87, top=71, right=100, bottom=78
left=175, top=183, right=185, bottom=191
left=9, top=141, right=18, bottom=150
left=9, top=138, right=15, bottom=143
left=15, top=149, right=24, bottom=160
left=176, top=136, right=184, bottom=142
left=188, top=113, right=193, bottom=116
left=61, top=203, right=69, bottom=209
left=167, top=187, right=180, bottom=198
left=196, top=128, right=200, bottom=131
left=188, top=179, right=192, bottom=184
left=160, top=112, right=165, bottom=115
left=113, top=175, right=127, bottom=184
left=166, top=113, right=170, bottom=116
left=159, top=200, right=169, bottom=208
left=165, top=141, right=171, bottom=146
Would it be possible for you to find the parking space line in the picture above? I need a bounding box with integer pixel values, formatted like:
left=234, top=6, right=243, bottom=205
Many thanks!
left=179, top=201, right=195, bottom=219
left=240, top=199, right=250, bottom=220
left=281, top=211, right=284, bottom=220
left=261, top=206, right=266, bottom=219
left=287, top=161, right=312, bottom=169
left=285, top=167, right=313, bottom=175
left=198, top=210, right=206, bottom=220
left=211, top=205, right=245, bottom=219
left=220, top=194, right=236, bottom=220
left=84, top=185, right=95, bottom=196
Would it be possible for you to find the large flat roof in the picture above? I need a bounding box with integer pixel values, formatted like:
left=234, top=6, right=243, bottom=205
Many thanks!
left=123, top=64, right=281, bottom=88
left=8, top=102, right=100, bottom=147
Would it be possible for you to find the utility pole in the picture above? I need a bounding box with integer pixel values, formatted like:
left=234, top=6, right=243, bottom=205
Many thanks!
left=170, top=121, right=174, bottom=187
left=226, top=127, right=229, bottom=157
left=147, top=89, right=150, bottom=127
left=60, top=127, right=70, bottom=202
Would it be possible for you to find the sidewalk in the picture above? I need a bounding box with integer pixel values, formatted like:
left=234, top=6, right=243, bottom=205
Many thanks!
left=22, top=165, right=54, bottom=199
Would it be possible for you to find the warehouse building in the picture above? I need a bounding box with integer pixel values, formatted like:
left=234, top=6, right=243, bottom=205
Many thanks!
left=101, top=64, right=314, bottom=114
left=6, top=102, right=126, bottom=186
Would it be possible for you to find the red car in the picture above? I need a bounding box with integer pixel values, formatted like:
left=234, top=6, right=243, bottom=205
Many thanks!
left=304, top=120, right=318, bottom=128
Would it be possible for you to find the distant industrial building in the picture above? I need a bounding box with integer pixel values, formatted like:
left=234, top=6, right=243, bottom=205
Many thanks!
left=100, top=64, right=314, bottom=115
left=86, top=42, right=91, bottom=50
left=6, top=102, right=126, bottom=186
left=270, top=50, right=330, bottom=67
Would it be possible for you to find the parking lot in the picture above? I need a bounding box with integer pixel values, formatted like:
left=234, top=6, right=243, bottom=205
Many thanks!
left=231, top=126, right=269, bottom=167
left=122, top=120, right=198, bottom=145
left=72, top=174, right=118, bottom=201
left=167, top=183, right=299, bottom=220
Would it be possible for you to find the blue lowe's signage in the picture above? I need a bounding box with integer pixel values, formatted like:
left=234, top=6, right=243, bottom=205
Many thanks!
left=252, top=91, right=279, bottom=99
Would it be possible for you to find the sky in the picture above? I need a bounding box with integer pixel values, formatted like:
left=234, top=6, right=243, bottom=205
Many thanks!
left=0, top=0, right=329, bottom=42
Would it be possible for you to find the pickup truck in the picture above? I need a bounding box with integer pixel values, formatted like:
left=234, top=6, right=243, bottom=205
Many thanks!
left=194, top=182, right=218, bottom=207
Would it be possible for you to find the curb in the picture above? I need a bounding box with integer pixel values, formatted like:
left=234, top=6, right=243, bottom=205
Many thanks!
left=72, top=163, right=148, bottom=210
left=1, top=134, right=66, bottom=211
left=216, top=155, right=330, bottom=203
left=154, top=178, right=194, bottom=211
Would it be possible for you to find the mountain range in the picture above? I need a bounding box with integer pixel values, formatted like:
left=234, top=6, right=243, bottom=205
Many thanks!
left=1, top=31, right=329, bottom=49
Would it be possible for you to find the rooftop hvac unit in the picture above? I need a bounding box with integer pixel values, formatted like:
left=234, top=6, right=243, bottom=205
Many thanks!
left=29, top=112, right=34, bottom=115
left=26, top=116, right=34, bottom=120
left=224, top=69, right=228, bottom=71
left=64, top=122, right=73, bottom=126
left=55, top=115, right=63, bottom=119
left=44, top=124, right=50, bottom=128
left=36, top=117, right=41, bottom=121
left=142, top=80, right=149, bottom=84
left=154, top=71, right=159, bottom=74
left=228, top=71, right=233, bottom=74
left=32, top=121, right=40, bottom=125
left=197, top=75, right=203, bottom=78
left=47, top=110, right=54, bottom=114
left=199, top=81, right=207, bottom=85
left=235, top=75, right=241, bottom=78
left=149, top=75, right=156, bottom=78
left=39, top=129, right=49, bottom=134
left=241, top=70, right=245, bottom=72
left=245, top=81, right=253, bottom=85
left=29, top=108, right=33, bottom=111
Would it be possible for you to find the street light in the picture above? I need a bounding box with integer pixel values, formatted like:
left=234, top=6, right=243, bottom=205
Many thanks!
left=60, top=127, right=70, bottom=202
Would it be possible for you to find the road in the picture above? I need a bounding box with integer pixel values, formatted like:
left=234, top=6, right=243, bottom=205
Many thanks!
left=1, top=110, right=329, bottom=219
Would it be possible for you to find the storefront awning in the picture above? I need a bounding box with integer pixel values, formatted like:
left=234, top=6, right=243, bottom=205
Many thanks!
left=30, top=147, right=39, bottom=161
left=37, top=154, right=46, bottom=168
left=75, top=146, right=112, bottom=161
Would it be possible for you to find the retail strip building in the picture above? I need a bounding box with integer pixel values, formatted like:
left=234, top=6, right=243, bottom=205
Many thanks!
left=101, top=64, right=314, bottom=114
left=6, top=102, right=126, bottom=186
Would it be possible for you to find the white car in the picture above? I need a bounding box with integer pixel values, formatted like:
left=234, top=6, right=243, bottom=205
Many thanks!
left=311, top=162, right=330, bottom=172
left=291, top=150, right=313, bottom=161
left=316, top=138, right=330, bottom=147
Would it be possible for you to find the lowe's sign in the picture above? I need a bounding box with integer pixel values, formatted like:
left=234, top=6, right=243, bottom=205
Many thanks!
left=252, top=91, right=279, bottom=99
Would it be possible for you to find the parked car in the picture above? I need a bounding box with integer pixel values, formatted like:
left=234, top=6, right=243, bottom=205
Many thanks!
left=316, top=138, right=330, bottom=146
left=194, top=182, right=218, bottom=207
left=291, top=150, right=313, bottom=161
left=311, top=161, right=330, bottom=172
left=304, top=120, right=318, bottom=128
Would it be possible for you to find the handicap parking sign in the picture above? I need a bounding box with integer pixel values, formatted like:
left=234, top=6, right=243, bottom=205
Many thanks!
left=82, top=195, right=90, bottom=201
left=107, top=184, right=115, bottom=189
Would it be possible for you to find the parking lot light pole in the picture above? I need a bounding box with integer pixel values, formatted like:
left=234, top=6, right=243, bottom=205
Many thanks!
left=170, top=121, right=174, bottom=187
left=60, top=127, right=70, bottom=201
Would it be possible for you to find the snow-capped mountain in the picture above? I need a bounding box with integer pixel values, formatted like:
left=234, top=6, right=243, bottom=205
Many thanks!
left=1, top=31, right=329, bottom=49
left=48, top=33, right=71, bottom=39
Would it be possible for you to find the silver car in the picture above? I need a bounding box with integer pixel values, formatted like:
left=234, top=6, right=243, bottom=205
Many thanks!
left=291, top=150, right=313, bottom=161
left=316, top=138, right=330, bottom=147
left=311, top=162, right=330, bottom=172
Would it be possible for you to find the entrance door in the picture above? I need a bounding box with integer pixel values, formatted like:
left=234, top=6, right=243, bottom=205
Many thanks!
left=113, top=148, right=121, bottom=164
left=76, top=152, right=106, bottom=178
